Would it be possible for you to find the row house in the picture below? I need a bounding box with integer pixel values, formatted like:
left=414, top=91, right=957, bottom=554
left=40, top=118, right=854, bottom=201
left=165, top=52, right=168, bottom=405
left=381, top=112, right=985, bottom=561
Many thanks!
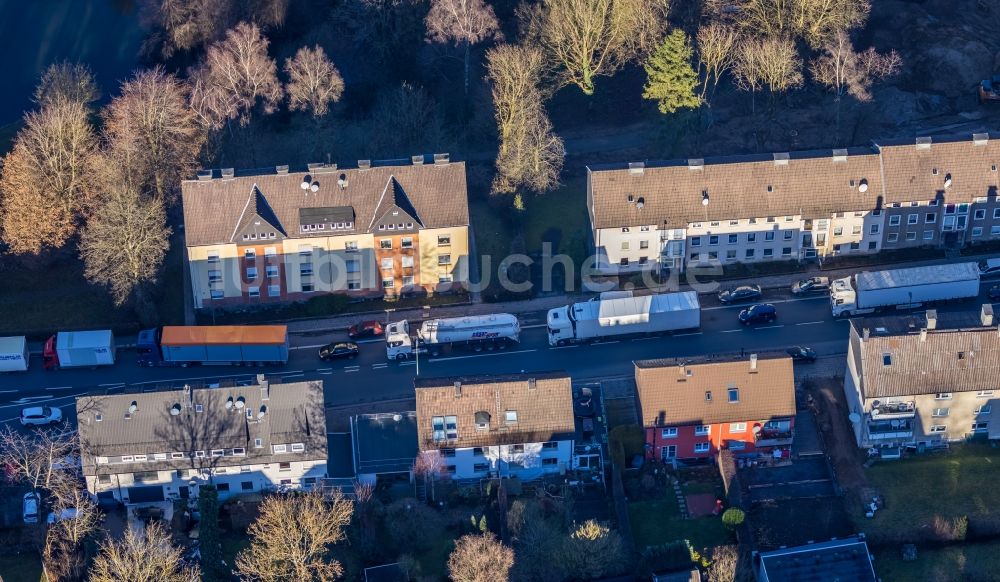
left=635, top=354, right=797, bottom=462
left=844, top=309, right=1000, bottom=449
left=181, top=155, right=470, bottom=309
left=76, top=376, right=327, bottom=506
left=588, top=133, right=1000, bottom=274
left=413, top=372, right=578, bottom=481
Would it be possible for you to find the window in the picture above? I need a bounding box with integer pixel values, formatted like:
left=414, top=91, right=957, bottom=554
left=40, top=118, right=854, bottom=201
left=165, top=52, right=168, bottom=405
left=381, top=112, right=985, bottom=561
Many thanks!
left=242, top=482, right=254, bottom=491
left=621, top=241, right=630, bottom=250
left=441, top=448, right=456, bottom=458
left=381, top=258, right=394, bottom=270
left=402, top=276, right=414, bottom=286
left=640, top=240, right=649, bottom=249
left=888, top=216, right=900, bottom=226
left=542, top=441, right=558, bottom=450
left=870, top=224, right=879, bottom=235
left=932, top=408, right=950, bottom=417
left=926, top=213, right=937, bottom=223
left=730, top=220, right=740, bottom=226
left=216, top=483, right=230, bottom=492
left=302, top=281, right=314, bottom=293
left=268, top=284, right=280, bottom=297
left=835, top=226, right=845, bottom=235
left=246, top=266, right=258, bottom=280
left=973, top=227, right=983, bottom=237
left=729, top=422, right=747, bottom=433
left=872, top=209, right=882, bottom=216
left=993, top=226, right=1000, bottom=236
left=273, top=444, right=287, bottom=453
left=621, top=257, right=631, bottom=266
left=726, top=250, right=737, bottom=260
left=171, top=452, right=184, bottom=459
left=728, top=234, right=738, bottom=244
left=935, top=393, right=953, bottom=400
left=210, top=289, right=224, bottom=300
left=661, top=427, right=678, bottom=438
left=266, top=265, right=278, bottom=278
left=728, top=441, right=746, bottom=450
left=474, top=463, right=490, bottom=472
left=245, top=248, right=256, bottom=261
left=705, top=391, right=712, bottom=402
left=975, top=209, right=986, bottom=220
left=254, top=438, right=263, bottom=448
left=121, top=455, right=134, bottom=463
left=923, top=230, right=934, bottom=241
left=906, top=232, right=917, bottom=241
left=505, top=410, right=518, bottom=423
left=868, top=241, right=877, bottom=250
left=290, top=443, right=305, bottom=452
left=641, top=225, right=651, bottom=232
left=379, top=239, right=392, bottom=250
left=345, top=241, right=358, bottom=251
left=882, top=353, right=893, bottom=366
left=887, top=233, right=899, bottom=242
left=98, top=474, right=112, bottom=484
left=747, top=233, right=756, bottom=243
left=207, top=251, right=220, bottom=263
left=976, top=405, right=992, bottom=415
left=909, top=214, right=921, bottom=225
left=382, top=278, right=394, bottom=289
left=279, top=462, right=291, bottom=471
left=300, top=263, right=313, bottom=276
left=134, top=454, right=148, bottom=462
left=695, top=425, right=710, bottom=436
left=510, top=444, right=525, bottom=454
left=709, top=235, right=719, bottom=245
left=977, top=391, right=995, bottom=398
left=784, top=231, right=794, bottom=240
left=708, top=251, right=718, bottom=260
left=432, top=416, right=458, bottom=440
left=208, top=270, right=222, bottom=283
left=401, top=237, right=413, bottom=248
left=248, top=287, right=260, bottom=298
left=765, top=231, right=775, bottom=241
left=473, top=447, right=485, bottom=456
left=973, top=422, right=989, bottom=432
left=438, top=254, right=452, bottom=265
left=745, top=249, right=755, bottom=259
left=691, top=237, right=701, bottom=246
left=694, top=442, right=711, bottom=453
left=211, top=449, right=224, bottom=457
left=639, top=256, right=648, bottom=264
left=728, top=388, right=739, bottom=403
left=929, top=425, right=947, bottom=433
left=661, top=445, right=677, bottom=459
left=438, top=235, right=451, bottom=246
left=542, top=458, right=559, bottom=466
left=782, top=247, right=792, bottom=256
left=853, top=225, right=862, bottom=235
left=763, top=248, right=773, bottom=257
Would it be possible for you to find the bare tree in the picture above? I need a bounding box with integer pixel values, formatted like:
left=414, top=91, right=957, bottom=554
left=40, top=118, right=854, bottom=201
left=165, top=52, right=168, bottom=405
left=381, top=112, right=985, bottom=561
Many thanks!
left=368, top=82, right=450, bottom=157
left=188, top=21, right=283, bottom=128
left=413, top=449, right=447, bottom=502
left=140, top=0, right=232, bottom=57
left=737, top=0, right=870, bottom=48
left=734, top=36, right=801, bottom=114
left=486, top=44, right=548, bottom=151
left=0, top=424, right=79, bottom=499
left=697, top=23, right=739, bottom=102
left=235, top=490, right=354, bottom=581
left=335, top=0, right=428, bottom=65
left=103, top=67, right=206, bottom=202
left=90, top=522, right=200, bottom=582
left=561, top=520, right=628, bottom=580
left=0, top=99, right=101, bottom=255
left=34, top=62, right=100, bottom=108
left=707, top=544, right=739, bottom=582
left=447, top=533, right=515, bottom=582
left=425, top=0, right=501, bottom=94
left=494, top=112, right=565, bottom=194
left=521, top=0, right=668, bottom=95
left=79, top=184, right=171, bottom=309
left=284, top=45, right=345, bottom=118
left=51, top=489, right=102, bottom=546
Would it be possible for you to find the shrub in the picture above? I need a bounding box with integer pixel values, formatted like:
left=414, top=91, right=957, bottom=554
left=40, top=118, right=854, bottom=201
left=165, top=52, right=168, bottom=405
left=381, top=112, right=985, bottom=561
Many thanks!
left=722, top=508, right=745, bottom=530
left=635, top=540, right=695, bottom=577
left=609, top=424, right=645, bottom=467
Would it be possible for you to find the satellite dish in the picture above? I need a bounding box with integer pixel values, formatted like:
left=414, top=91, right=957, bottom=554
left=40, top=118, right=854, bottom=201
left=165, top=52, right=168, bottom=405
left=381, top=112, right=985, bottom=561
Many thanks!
left=310, top=183, right=319, bottom=193
left=752, top=424, right=762, bottom=434
left=702, top=196, right=710, bottom=206
left=871, top=400, right=881, bottom=409
left=128, top=401, right=137, bottom=414
left=859, top=179, right=869, bottom=193
left=338, top=174, right=348, bottom=189
left=257, top=405, right=267, bottom=420
left=300, top=180, right=310, bottom=190
left=235, top=396, right=246, bottom=409
left=849, top=413, right=861, bottom=423
left=170, top=403, right=181, bottom=416
left=944, top=176, right=952, bottom=189
left=393, top=414, right=402, bottom=422
left=225, top=396, right=234, bottom=410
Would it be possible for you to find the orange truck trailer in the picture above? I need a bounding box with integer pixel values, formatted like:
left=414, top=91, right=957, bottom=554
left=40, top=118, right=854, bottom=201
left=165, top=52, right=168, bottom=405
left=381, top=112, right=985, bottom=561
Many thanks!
left=136, top=326, right=289, bottom=367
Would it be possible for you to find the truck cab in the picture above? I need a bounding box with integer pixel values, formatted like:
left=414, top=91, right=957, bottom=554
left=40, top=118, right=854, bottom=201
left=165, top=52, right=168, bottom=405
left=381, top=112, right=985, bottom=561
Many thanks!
left=385, top=321, right=417, bottom=360
left=830, top=276, right=858, bottom=317
left=136, top=328, right=163, bottom=367
left=547, top=306, right=575, bottom=346
left=41, top=336, right=58, bottom=370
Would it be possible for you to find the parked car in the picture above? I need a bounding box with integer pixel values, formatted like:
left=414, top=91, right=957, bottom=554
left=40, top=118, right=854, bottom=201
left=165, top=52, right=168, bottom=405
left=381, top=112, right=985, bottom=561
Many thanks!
left=980, top=259, right=1000, bottom=279
left=786, top=346, right=817, bottom=362
left=791, top=277, right=830, bottom=295
left=348, top=320, right=385, bottom=340
left=22, top=492, right=40, bottom=524
left=718, top=284, right=763, bottom=304
left=318, top=342, right=360, bottom=361
left=738, top=304, right=777, bottom=325
left=20, top=406, right=62, bottom=427
left=47, top=508, right=78, bottom=524
left=990, top=285, right=1000, bottom=302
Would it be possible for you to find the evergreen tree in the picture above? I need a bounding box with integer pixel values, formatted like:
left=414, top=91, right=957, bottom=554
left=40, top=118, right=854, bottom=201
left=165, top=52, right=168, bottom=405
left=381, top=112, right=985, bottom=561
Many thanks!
left=642, top=30, right=702, bottom=114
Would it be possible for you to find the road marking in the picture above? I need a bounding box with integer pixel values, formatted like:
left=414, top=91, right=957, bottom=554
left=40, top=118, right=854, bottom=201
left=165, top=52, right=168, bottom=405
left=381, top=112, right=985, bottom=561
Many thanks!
left=372, top=363, right=388, bottom=369
left=0, top=390, right=17, bottom=394
left=281, top=373, right=304, bottom=379
left=290, top=344, right=325, bottom=351
left=44, top=386, right=74, bottom=391
left=398, top=361, right=416, bottom=366
left=429, top=349, right=537, bottom=363
left=674, top=332, right=703, bottom=337
left=796, top=321, right=825, bottom=326
left=319, top=371, right=333, bottom=375
left=98, top=382, right=124, bottom=387
left=345, top=369, right=359, bottom=373
left=702, top=295, right=828, bottom=311
left=719, top=329, right=742, bottom=333
left=631, top=336, right=660, bottom=341
left=344, top=365, right=360, bottom=370
left=317, top=368, right=332, bottom=373
left=549, top=345, right=580, bottom=349
left=355, top=338, right=384, bottom=344
left=755, top=325, right=785, bottom=330
left=522, top=323, right=548, bottom=330
left=591, top=341, right=620, bottom=345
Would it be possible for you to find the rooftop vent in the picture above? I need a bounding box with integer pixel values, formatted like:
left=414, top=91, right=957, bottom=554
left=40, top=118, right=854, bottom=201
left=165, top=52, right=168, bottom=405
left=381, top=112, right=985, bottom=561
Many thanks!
left=688, top=158, right=704, bottom=171
left=982, top=303, right=994, bottom=327
left=358, top=159, right=371, bottom=169
left=434, top=153, right=450, bottom=165
left=454, top=381, right=462, bottom=397
left=832, top=149, right=848, bottom=163
left=412, top=155, right=424, bottom=165
left=920, top=328, right=927, bottom=342
left=974, top=133, right=989, bottom=146
left=307, top=162, right=326, bottom=171
left=916, top=136, right=932, bottom=150
left=197, top=170, right=213, bottom=181
left=926, top=309, right=938, bottom=330
left=275, top=165, right=289, bottom=174
left=220, top=168, right=235, bottom=179
left=628, top=161, right=645, bottom=175
left=773, top=152, right=790, bottom=166
left=750, top=354, right=758, bottom=372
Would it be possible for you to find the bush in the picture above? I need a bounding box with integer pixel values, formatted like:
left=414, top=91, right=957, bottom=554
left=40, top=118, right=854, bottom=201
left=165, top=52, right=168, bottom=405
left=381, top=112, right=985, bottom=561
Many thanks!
left=635, top=540, right=696, bottom=577
left=303, top=293, right=351, bottom=317
left=384, top=498, right=446, bottom=554
left=722, top=508, right=745, bottom=530
left=609, top=424, right=645, bottom=467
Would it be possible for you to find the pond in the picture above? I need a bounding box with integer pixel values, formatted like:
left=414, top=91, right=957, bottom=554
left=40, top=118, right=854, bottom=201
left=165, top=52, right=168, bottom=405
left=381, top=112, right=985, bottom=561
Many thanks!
left=0, top=0, right=144, bottom=126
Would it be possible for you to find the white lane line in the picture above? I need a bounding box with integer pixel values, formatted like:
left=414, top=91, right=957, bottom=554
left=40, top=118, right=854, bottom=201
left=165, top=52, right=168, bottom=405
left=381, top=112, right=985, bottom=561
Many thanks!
left=631, top=337, right=660, bottom=341
left=281, top=373, right=304, bottom=379
left=719, top=329, right=742, bottom=334
left=521, top=323, right=547, bottom=330
left=319, top=371, right=333, bottom=375
left=674, top=332, right=703, bottom=337
left=755, top=325, right=785, bottom=330
left=702, top=296, right=827, bottom=311
left=98, top=382, right=124, bottom=387
left=372, top=364, right=388, bottom=369
left=398, top=361, right=416, bottom=366
left=591, top=341, right=620, bottom=345
left=356, top=339, right=383, bottom=344
left=796, top=321, right=825, bottom=326
left=549, top=345, right=580, bottom=350
left=429, top=349, right=537, bottom=363
left=290, top=344, right=325, bottom=351
left=0, top=390, right=17, bottom=394
left=317, top=368, right=332, bottom=373
left=345, top=369, right=359, bottom=373
left=343, top=365, right=360, bottom=370
left=44, top=386, right=74, bottom=391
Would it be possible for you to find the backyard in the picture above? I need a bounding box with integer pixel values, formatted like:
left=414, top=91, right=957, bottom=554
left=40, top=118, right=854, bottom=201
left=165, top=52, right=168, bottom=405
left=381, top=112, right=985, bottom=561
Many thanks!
left=873, top=540, right=1000, bottom=582
left=626, top=470, right=733, bottom=554
left=0, top=553, right=43, bottom=582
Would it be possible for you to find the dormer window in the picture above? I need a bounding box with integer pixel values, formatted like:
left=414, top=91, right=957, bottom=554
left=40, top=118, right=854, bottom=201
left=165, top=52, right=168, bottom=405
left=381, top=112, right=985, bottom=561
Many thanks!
left=475, top=411, right=491, bottom=430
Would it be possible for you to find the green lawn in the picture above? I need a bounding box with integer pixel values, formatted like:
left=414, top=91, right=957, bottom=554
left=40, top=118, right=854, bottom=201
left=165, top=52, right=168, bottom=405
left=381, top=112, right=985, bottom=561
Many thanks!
left=628, top=498, right=731, bottom=554
left=0, top=553, right=44, bottom=582
left=219, top=530, right=251, bottom=571
left=861, top=444, right=1000, bottom=543
left=520, top=177, right=589, bottom=263
left=873, top=540, right=1000, bottom=582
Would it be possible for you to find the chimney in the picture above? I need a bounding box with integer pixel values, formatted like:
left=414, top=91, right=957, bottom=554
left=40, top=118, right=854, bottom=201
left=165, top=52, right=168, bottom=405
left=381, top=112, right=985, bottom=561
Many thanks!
left=197, top=170, right=213, bottom=181
left=926, top=309, right=938, bottom=330
left=412, top=155, right=425, bottom=166
left=307, top=162, right=326, bottom=172
left=220, top=168, right=235, bottom=179
left=528, top=378, right=537, bottom=391
left=258, top=374, right=270, bottom=401
left=357, top=159, right=371, bottom=170
left=773, top=152, right=790, bottom=166
left=454, top=381, right=462, bottom=397
left=983, top=304, right=995, bottom=326
left=916, top=136, right=932, bottom=150
left=974, top=132, right=989, bottom=147
left=275, top=165, right=289, bottom=174
left=628, top=162, right=645, bottom=175
left=687, top=158, right=704, bottom=171
left=832, top=149, right=848, bottom=163
left=920, top=328, right=928, bottom=342
left=183, top=384, right=193, bottom=407
left=434, top=153, right=450, bottom=165
left=863, top=328, right=870, bottom=340
left=749, top=354, right=758, bottom=372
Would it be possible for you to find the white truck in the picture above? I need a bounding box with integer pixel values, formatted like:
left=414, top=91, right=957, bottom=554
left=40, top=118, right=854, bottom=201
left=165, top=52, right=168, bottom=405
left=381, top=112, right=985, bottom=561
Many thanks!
left=0, top=336, right=29, bottom=372
left=830, top=262, right=981, bottom=317
left=385, top=314, right=521, bottom=360
left=43, top=330, right=116, bottom=370
left=546, top=291, right=701, bottom=346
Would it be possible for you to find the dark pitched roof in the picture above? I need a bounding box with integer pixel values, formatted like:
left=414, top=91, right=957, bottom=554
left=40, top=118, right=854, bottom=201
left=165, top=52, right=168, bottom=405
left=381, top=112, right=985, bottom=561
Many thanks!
left=635, top=354, right=796, bottom=427
left=182, top=160, right=468, bottom=247
left=414, top=372, right=576, bottom=449
left=231, top=185, right=287, bottom=242
left=370, top=176, right=423, bottom=230
left=756, top=536, right=876, bottom=582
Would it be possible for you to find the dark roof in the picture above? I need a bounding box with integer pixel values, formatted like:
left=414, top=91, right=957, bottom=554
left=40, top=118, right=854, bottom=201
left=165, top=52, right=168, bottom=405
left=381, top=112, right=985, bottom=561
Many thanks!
left=352, top=412, right=418, bottom=475
left=635, top=354, right=796, bottom=426
left=299, top=206, right=355, bottom=225
left=182, top=159, right=468, bottom=247
left=414, top=372, right=576, bottom=449
left=76, top=378, right=326, bottom=476
left=756, top=536, right=876, bottom=582
left=232, top=185, right=287, bottom=242
left=326, top=433, right=355, bottom=479
left=849, top=310, right=1000, bottom=398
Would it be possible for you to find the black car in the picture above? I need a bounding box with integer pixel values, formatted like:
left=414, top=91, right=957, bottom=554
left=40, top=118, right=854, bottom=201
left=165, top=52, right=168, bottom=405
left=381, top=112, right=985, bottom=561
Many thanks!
left=786, top=346, right=817, bottom=362
left=318, top=342, right=360, bottom=361
left=738, top=304, right=777, bottom=325
left=791, top=277, right=830, bottom=296
left=718, top=284, right=763, bottom=304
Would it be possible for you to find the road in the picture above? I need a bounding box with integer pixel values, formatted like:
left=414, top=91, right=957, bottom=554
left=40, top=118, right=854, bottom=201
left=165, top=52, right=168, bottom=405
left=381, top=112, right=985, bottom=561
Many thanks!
left=2, top=285, right=994, bottom=424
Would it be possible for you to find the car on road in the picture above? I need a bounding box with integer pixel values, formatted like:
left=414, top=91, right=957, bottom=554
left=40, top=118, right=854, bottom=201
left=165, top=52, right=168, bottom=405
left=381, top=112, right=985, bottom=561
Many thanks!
left=20, top=406, right=62, bottom=427
left=348, top=320, right=384, bottom=340
left=22, top=492, right=40, bottom=524
left=786, top=346, right=817, bottom=362
left=738, top=304, right=777, bottom=325
left=980, top=259, right=1000, bottom=279
left=318, top=342, right=360, bottom=361
left=990, top=285, right=1000, bottom=302
left=791, top=277, right=830, bottom=295
left=718, top=284, right=763, bottom=304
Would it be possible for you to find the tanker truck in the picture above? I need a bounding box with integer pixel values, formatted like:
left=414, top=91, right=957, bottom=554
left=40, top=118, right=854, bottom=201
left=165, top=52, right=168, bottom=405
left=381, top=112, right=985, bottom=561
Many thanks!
left=385, top=314, right=520, bottom=360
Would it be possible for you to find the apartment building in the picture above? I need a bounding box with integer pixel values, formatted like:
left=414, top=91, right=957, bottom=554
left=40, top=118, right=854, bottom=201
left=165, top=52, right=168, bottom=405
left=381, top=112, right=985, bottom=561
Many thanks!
left=588, top=133, right=1000, bottom=274
left=181, top=155, right=470, bottom=309
left=635, top=354, right=797, bottom=462
left=76, top=376, right=327, bottom=505
left=413, top=372, right=577, bottom=481
left=844, top=309, right=1000, bottom=448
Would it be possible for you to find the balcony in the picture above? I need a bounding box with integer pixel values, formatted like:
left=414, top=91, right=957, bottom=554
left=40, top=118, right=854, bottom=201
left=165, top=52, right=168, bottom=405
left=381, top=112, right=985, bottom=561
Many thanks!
left=755, top=430, right=793, bottom=447
left=869, top=401, right=916, bottom=420
left=867, top=418, right=914, bottom=441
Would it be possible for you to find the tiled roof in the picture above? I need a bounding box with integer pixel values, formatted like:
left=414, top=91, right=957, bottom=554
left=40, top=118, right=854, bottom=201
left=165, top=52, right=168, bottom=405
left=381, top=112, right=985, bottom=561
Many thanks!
left=76, top=377, right=326, bottom=476
left=182, top=158, right=468, bottom=247
left=850, top=315, right=1000, bottom=399
left=589, top=134, right=1000, bottom=230
left=634, top=354, right=796, bottom=427
left=413, top=372, right=576, bottom=449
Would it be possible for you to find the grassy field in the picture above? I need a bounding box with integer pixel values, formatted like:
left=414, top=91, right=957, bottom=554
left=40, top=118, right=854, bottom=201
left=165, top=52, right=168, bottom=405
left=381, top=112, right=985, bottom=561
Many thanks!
left=873, top=540, right=1000, bottom=582
left=0, top=553, right=43, bottom=582
left=861, top=444, right=1000, bottom=543
left=628, top=498, right=731, bottom=554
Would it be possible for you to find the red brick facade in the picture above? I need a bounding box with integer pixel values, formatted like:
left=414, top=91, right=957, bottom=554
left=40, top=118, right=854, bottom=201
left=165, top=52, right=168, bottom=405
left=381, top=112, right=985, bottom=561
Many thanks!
left=645, top=417, right=795, bottom=461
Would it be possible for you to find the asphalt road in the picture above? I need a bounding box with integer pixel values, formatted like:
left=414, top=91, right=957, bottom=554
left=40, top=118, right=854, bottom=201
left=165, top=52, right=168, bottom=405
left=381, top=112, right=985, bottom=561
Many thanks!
left=1, top=286, right=994, bottom=424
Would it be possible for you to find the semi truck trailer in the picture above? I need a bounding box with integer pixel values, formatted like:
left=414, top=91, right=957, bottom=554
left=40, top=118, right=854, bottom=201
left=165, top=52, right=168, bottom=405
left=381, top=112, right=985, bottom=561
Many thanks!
left=385, top=314, right=520, bottom=359
left=0, top=336, right=29, bottom=372
left=830, top=262, right=981, bottom=317
left=546, top=291, right=701, bottom=346
left=43, top=330, right=116, bottom=370
left=137, top=325, right=289, bottom=367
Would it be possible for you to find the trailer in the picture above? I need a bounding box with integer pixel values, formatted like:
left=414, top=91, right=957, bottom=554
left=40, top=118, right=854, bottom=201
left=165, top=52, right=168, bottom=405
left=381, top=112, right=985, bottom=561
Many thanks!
left=0, top=336, right=29, bottom=372
left=385, top=314, right=520, bottom=359
left=43, top=330, right=116, bottom=370
left=137, top=326, right=289, bottom=367
left=547, top=291, right=701, bottom=346
left=830, top=262, right=981, bottom=317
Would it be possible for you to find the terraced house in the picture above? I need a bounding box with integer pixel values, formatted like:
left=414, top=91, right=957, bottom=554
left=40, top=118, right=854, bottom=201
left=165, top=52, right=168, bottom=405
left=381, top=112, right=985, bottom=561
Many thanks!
left=181, top=155, right=470, bottom=309
left=588, top=133, right=1000, bottom=274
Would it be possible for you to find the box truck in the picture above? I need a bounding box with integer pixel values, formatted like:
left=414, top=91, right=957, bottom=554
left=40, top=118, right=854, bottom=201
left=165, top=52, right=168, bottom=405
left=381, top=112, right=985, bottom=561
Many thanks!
left=830, top=262, right=981, bottom=317
left=137, top=326, right=289, bottom=367
left=547, top=291, right=701, bottom=346
left=0, top=336, right=29, bottom=372
left=385, top=314, right=520, bottom=359
left=43, top=330, right=116, bottom=370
